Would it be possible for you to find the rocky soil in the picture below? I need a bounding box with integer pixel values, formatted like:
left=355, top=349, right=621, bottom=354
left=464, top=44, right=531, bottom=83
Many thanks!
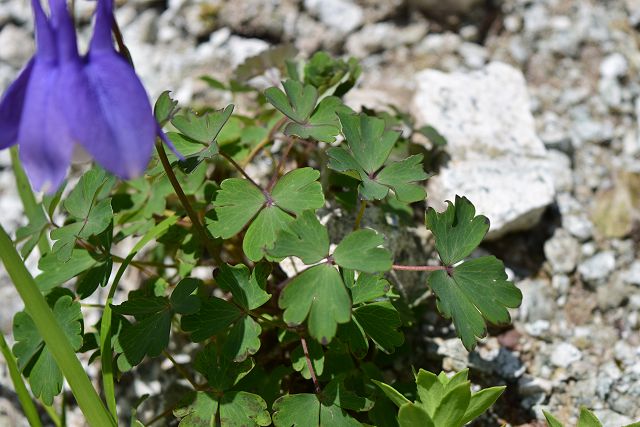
left=1, top=0, right=640, bottom=425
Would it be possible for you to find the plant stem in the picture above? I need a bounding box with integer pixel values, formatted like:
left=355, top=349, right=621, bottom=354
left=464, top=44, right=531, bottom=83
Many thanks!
left=10, top=147, right=50, bottom=255
left=0, top=333, right=43, bottom=427
left=267, top=137, right=296, bottom=191
left=353, top=200, right=367, bottom=231
left=0, top=224, right=115, bottom=427
left=218, top=151, right=263, bottom=190
left=162, top=350, right=199, bottom=390
left=241, top=116, right=288, bottom=167
left=155, top=141, right=222, bottom=265
left=391, top=264, right=448, bottom=272
left=300, top=337, right=321, bottom=394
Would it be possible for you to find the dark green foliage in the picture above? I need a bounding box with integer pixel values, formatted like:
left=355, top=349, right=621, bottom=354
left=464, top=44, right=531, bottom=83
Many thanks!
left=6, top=51, right=519, bottom=425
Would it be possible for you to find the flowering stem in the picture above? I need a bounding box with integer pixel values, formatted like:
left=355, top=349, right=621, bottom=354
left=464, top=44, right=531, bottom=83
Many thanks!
left=155, top=141, right=221, bottom=265
left=219, top=151, right=263, bottom=190
left=0, top=224, right=116, bottom=427
left=241, top=116, right=288, bottom=167
left=391, top=264, right=448, bottom=272
left=267, top=136, right=296, bottom=192
left=0, top=333, right=43, bottom=427
left=353, top=200, right=367, bottom=230
left=300, top=336, right=321, bottom=394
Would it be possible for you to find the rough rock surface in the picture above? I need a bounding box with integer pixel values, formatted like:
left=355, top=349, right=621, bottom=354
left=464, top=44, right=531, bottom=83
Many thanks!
left=412, top=62, right=556, bottom=238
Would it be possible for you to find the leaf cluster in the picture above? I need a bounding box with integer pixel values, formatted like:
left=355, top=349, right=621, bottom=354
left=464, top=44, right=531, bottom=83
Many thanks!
left=5, top=50, right=524, bottom=426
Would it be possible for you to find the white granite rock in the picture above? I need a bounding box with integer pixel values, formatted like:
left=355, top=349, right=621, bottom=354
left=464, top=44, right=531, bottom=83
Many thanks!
left=413, top=62, right=555, bottom=238
left=304, top=0, right=363, bottom=34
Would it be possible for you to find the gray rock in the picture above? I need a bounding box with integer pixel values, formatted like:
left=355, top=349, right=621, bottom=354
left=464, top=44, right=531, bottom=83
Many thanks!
left=600, top=53, right=628, bottom=79
left=412, top=62, right=555, bottom=238
left=217, top=0, right=299, bottom=40
left=550, top=343, right=582, bottom=368
left=556, top=193, right=594, bottom=241
left=622, top=260, right=640, bottom=286
left=346, top=22, right=427, bottom=57
left=304, top=0, right=364, bottom=34
left=578, top=251, right=616, bottom=284
left=469, top=338, right=525, bottom=379
left=0, top=24, right=34, bottom=68
left=518, top=279, right=556, bottom=323
left=593, top=410, right=634, bottom=427
left=544, top=228, right=580, bottom=274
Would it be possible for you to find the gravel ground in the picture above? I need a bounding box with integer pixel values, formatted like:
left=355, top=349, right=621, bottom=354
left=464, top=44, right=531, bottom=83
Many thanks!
left=1, top=0, right=639, bottom=425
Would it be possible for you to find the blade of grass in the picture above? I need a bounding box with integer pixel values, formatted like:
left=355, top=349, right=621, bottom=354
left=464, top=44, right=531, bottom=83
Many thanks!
left=9, top=147, right=49, bottom=255
left=99, top=215, right=178, bottom=420
left=0, top=223, right=115, bottom=427
left=0, top=333, right=43, bottom=427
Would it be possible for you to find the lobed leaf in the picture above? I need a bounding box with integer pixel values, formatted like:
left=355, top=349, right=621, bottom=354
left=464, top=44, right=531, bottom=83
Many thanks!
left=428, top=256, right=522, bottom=350
left=279, top=264, right=351, bottom=344
left=425, top=195, right=489, bottom=265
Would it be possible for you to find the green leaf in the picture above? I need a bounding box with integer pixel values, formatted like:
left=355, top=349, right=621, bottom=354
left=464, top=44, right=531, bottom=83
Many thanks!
left=268, top=210, right=330, bottom=264
left=353, top=302, right=404, bottom=353
left=303, top=52, right=361, bottom=97
left=12, top=295, right=83, bottom=405
left=76, top=260, right=112, bottom=299
left=112, top=296, right=173, bottom=366
left=206, top=178, right=265, bottom=239
left=543, top=411, right=564, bottom=427
left=265, top=80, right=318, bottom=124
left=291, top=339, right=324, bottom=380
left=36, top=249, right=100, bottom=292
left=428, top=256, right=522, bottom=350
left=415, top=369, right=440, bottom=416
left=181, top=298, right=242, bottom=342
left=243, top=206, right=293, bottom=262
left=333, top=229, right=392, bottom=274
left=398, top=403, right=435, bottom=427
left=417, top=125, right=447, bottom=147
left=219, top=391, right=271, bottom=426
left=371, top=380, right=411, bottom=408
left=271, top=168, right=325, bottom=215
left=171, top=105, right=234, bottom=144
left=376, top=155, right=428, bottom=203
left=279, top=264, right=351, bottom=344
left=194, top=343, right=254, bottom=390
left=174, top=391, right=218, bottom=426
left=174, top=390, right=270, bottom=427
left=425, top=196, right=490, bottom=265
left=337, top=112, right=399, bottom=174
left=347, top=273, right=389, bottom=305
left=170, top=278, right=202, bottom=315
left=578, top=408, right=603, bottom=427
left=284, top=96, right=343, bottom=143
left=223, top=315, right=263, bottom=362
left=431, top=382, right=470, bottom=427
left=215, top=264, right=271, bottom=311
left=461, top=386, right=505, bottom=425
left=339, top=319, right=369, bottom=358
left=272, top=393, right=361, bottom=427
left=154, top=91, right=179, bottom=125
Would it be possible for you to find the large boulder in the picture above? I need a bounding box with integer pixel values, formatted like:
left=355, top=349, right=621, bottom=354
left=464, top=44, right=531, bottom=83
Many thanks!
left=412, top=62, right=556, bottom=239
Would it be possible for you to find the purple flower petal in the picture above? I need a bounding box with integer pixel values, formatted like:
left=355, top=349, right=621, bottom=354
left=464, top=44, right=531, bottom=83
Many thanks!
left=31, top=0, right=56, bottom=62
left=57, top=51, right=155, bottom=179
left=18, top=63, right=74, bottom=192
left=49, top=0, right=79, bottom=61
left=0, top=59, right=34, bottom=148
left=89, top=0, right=114, bottom=53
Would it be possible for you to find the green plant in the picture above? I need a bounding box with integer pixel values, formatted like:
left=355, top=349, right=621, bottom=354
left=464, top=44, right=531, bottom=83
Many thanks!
left=0, top=48, right=524, bottom=426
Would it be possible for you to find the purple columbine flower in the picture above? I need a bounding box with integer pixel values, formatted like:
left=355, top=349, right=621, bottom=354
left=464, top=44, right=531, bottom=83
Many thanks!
left=0, top=0, right=170, bottom=192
